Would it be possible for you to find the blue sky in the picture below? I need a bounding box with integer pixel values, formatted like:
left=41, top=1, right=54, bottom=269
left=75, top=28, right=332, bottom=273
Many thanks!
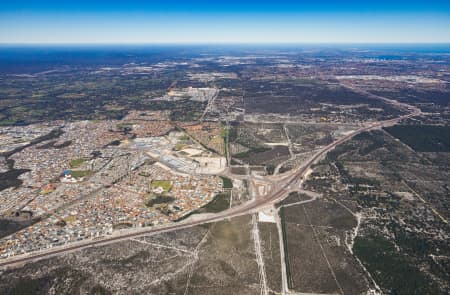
left=1, top=1, right=449, bottom=43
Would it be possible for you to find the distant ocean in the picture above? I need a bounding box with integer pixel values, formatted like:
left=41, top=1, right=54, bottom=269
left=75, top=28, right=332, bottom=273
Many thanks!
left=0, top=43, right=449, bottom=73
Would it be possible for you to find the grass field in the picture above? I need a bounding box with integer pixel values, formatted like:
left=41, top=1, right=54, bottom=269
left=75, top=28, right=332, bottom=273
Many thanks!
left=151, top=180, right=173, bottom=192
left=69, top=158, right=87, bottom=168
left=220, top=176, right=233, bottom=188
left=63, top=215, right=77, bottom=223
left=70, top=170, right=94, bottom=179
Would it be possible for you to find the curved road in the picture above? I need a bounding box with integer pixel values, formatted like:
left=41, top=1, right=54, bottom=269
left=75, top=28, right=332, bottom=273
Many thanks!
left=0, top=104, right=420, bottom=269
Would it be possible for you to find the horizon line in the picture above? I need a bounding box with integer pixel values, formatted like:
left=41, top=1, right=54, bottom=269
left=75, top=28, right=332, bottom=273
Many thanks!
left=1, top=42, right=450, bottom=46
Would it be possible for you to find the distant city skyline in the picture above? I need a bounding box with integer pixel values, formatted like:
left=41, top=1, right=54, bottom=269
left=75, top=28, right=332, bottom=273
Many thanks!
left=1, top=0, right=449, bottom=44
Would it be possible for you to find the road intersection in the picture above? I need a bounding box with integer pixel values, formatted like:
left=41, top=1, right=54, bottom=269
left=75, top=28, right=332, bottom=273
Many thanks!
left=0, top=98, right=421, bottom=270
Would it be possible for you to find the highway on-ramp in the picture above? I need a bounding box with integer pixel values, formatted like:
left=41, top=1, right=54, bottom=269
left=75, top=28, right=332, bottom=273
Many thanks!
left=0, top=104, right=420, bottom=270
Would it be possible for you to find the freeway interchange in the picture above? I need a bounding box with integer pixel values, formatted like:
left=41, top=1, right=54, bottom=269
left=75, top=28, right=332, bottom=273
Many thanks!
left=0, top=100, right=421, bottom=270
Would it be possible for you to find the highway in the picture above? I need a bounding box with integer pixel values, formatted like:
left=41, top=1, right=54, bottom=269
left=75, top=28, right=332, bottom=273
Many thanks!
left=0, top=102, right=421, bottom=270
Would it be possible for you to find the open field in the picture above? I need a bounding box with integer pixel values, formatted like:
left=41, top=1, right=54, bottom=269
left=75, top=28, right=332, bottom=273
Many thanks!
left=258, top=222, right=282, bottom=294
left=304, top=130, right=450, bottom=293
left=279, top=197, right=369, bottom=294
left=0, top=215, right=262, bottom=295
left=1, top=46, right=449, bottom=294
left=151, top=180, right=173, bottom=192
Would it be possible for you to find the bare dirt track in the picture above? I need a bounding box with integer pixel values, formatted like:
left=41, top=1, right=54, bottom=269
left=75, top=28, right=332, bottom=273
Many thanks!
left=0, top=99, right=421, bottom=270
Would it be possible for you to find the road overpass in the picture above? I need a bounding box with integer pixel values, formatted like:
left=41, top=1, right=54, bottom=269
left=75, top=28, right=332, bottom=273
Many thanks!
left=0, top=102, right=421, bottom=270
